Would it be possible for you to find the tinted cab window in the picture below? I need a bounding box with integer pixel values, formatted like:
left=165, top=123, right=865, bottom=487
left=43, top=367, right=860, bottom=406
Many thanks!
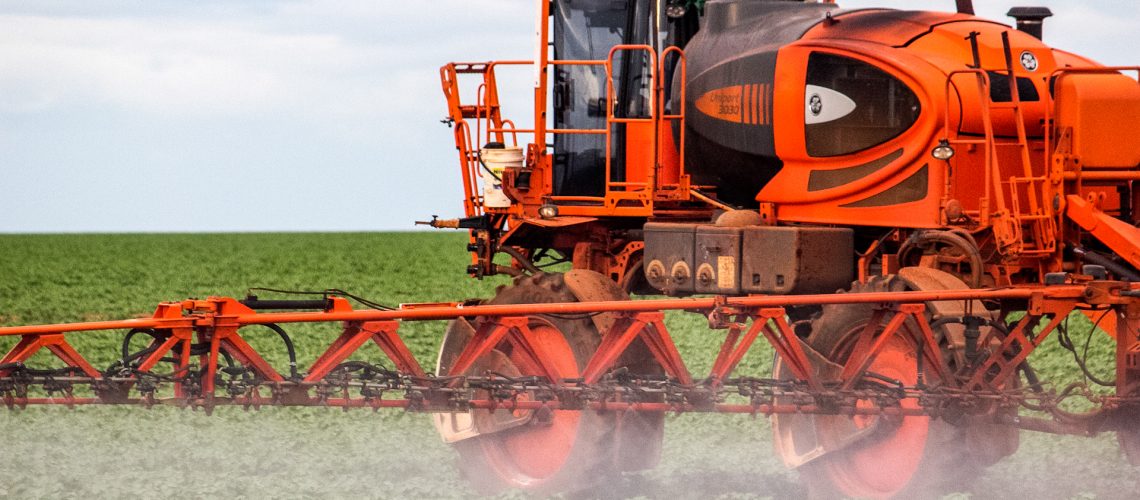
left=805, top=53, right=921, bottom=157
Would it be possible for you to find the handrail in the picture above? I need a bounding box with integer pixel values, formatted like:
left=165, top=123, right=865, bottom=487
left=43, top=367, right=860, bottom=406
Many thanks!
left=659, top=46, right=687, bottom=190
left=605, top=44, right=658, bottom=198
left=441, top=43, right=689, bottom=217
left=549, top=60, right=606, bottom=66
left=441, top=61, right=533, bottom=217
left=943, top=68, right=1002, bottom=227
left=550, top=195, right=605, bottom=202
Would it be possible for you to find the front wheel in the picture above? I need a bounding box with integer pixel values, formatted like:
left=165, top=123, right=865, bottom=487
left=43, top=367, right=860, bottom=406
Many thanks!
left=433, top=272, right=662, bottom=494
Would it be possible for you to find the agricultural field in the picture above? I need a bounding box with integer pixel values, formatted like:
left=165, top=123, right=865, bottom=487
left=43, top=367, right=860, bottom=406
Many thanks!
left=0, top=232, right=1136, bottom=499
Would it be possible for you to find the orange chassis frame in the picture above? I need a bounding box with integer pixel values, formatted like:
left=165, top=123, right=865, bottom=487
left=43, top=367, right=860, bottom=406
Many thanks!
left=1, top=281, right=1138, bottom=435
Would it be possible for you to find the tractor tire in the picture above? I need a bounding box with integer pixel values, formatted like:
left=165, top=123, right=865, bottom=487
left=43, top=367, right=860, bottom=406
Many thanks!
left=786, top=271, right=1017, bottom=499
left=437, top=272, right=659, bottom=495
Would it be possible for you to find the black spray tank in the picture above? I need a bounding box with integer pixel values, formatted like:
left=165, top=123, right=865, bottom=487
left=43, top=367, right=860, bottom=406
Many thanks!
left=679, top=1, right=838, bottom=207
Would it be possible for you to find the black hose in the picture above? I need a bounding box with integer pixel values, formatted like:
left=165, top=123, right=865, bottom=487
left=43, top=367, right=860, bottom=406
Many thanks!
left=476, top=143, right=503, bottom=181
left=220, top=350, right=235, bottom=369
left=0, top=362, right=88, bottom=377
left=169, top=342, right=236, bottom=368
left=498, top=245, right=542, bottom=275
left=1019, top=360, right=1041, bottom=389
left=121, top=345, right=161, bottom=366
left=898, top=230, right=984, bottom=288
left=1081, top=310, right=1116, bottom=386
left=114, top=324, right=297, bottom=380
left=1057, top=313, right=1115, bottom=387
left=121, top=328, right=161, bottom=365
left=260, top=323, right=299, bottom=380
left=1073, top=247, right=1140, bottom=281
left=929, top=314, right=1040, bottom=386
left=246, top=287, right=395, bottom=311
left=493, top=265, right=524, bottom=277
left=240, top=298, right=331, bottom=310
left=331, top=360, right=397, bottom=379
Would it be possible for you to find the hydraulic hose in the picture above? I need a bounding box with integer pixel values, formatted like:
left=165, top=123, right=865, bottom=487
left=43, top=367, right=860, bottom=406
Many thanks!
left=261, top=323, right=299, bottom=380
left=1073, top=247, right=1140, bottom=282
left=498, top=245, right=542, bottom=275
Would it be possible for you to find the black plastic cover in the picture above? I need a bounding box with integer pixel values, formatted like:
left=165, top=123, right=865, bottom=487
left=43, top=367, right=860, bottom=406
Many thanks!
left=679, top=1, right=839, bottom=206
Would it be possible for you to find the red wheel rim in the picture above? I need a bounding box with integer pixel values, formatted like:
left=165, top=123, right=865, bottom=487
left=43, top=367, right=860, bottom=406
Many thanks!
left=478, top=321, right=581, bottom=487
left=819, top=334, right=929, bottom=499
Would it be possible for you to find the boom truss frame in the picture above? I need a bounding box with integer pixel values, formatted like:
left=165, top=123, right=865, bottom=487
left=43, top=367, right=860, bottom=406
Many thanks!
left=0, top=281, right=1138, bottom=438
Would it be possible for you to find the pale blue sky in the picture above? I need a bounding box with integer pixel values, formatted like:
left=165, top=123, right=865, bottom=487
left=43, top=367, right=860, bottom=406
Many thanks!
left=0, top=0, right=1134, bottom=232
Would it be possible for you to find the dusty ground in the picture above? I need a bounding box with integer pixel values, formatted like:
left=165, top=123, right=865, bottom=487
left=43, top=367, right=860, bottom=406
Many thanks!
left=0, top=407, right=1135, bottom=499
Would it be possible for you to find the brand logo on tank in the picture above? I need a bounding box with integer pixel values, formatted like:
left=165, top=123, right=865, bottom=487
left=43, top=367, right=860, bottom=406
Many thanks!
left=804, top=85, right=856, bottom=125
left=695, top=84, right=773, bottom=125
left=1020, top=51, right=1039, bottom=71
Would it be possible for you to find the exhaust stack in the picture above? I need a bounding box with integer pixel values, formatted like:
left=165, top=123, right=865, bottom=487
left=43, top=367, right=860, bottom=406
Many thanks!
left=1007, top=6, right=1054, bottom=40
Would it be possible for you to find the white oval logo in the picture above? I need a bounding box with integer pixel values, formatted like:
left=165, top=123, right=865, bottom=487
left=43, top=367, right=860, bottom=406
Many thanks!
left=1020, top=51, right=1038, bottom=72
left=805, top=85, right=857, bottom=125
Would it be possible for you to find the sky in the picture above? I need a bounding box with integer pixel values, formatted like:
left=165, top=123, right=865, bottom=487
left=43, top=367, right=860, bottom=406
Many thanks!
left=0, top=0, right=1134, bottom=232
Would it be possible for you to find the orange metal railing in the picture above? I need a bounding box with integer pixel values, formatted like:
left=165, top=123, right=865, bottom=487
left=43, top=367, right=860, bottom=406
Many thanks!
left=441, top=45, right=689, bottom=220
left=440, top=61, right=530, bottom=218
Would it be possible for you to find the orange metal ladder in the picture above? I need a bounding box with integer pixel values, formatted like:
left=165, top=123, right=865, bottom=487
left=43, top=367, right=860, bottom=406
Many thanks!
left=997, top=32, right=1056, bottom=257
left=943, top=31, right=1057, bottom=259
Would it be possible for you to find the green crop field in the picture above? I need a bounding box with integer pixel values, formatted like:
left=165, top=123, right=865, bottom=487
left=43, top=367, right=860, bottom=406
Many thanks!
left=0, top=232, right=1136, bottom=499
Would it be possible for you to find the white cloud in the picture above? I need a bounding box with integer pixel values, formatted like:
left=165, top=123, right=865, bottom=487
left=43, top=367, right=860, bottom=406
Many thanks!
left=1046, top=4, right=1135, bottom=65
left=0, top=15, right=382, bottom=115
left=0, top=0, right=1134, bottom=232
left=0, top=1, right=534, bottom=117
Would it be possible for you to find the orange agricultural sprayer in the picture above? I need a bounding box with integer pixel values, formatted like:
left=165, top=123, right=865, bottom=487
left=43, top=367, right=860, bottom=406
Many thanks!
left=3, top=1, right=1140, bottom=497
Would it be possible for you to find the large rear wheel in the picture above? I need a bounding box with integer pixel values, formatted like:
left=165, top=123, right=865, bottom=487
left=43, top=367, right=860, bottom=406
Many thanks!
left=774, top=269, right=1018, bottom=498
left=434, top=271, right=662, bottom=494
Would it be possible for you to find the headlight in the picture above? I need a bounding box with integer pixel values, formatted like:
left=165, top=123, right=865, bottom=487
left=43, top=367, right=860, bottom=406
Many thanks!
left=931, top=139, right=955, bottom=161
left=538, top=204, right=559, bottom=219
